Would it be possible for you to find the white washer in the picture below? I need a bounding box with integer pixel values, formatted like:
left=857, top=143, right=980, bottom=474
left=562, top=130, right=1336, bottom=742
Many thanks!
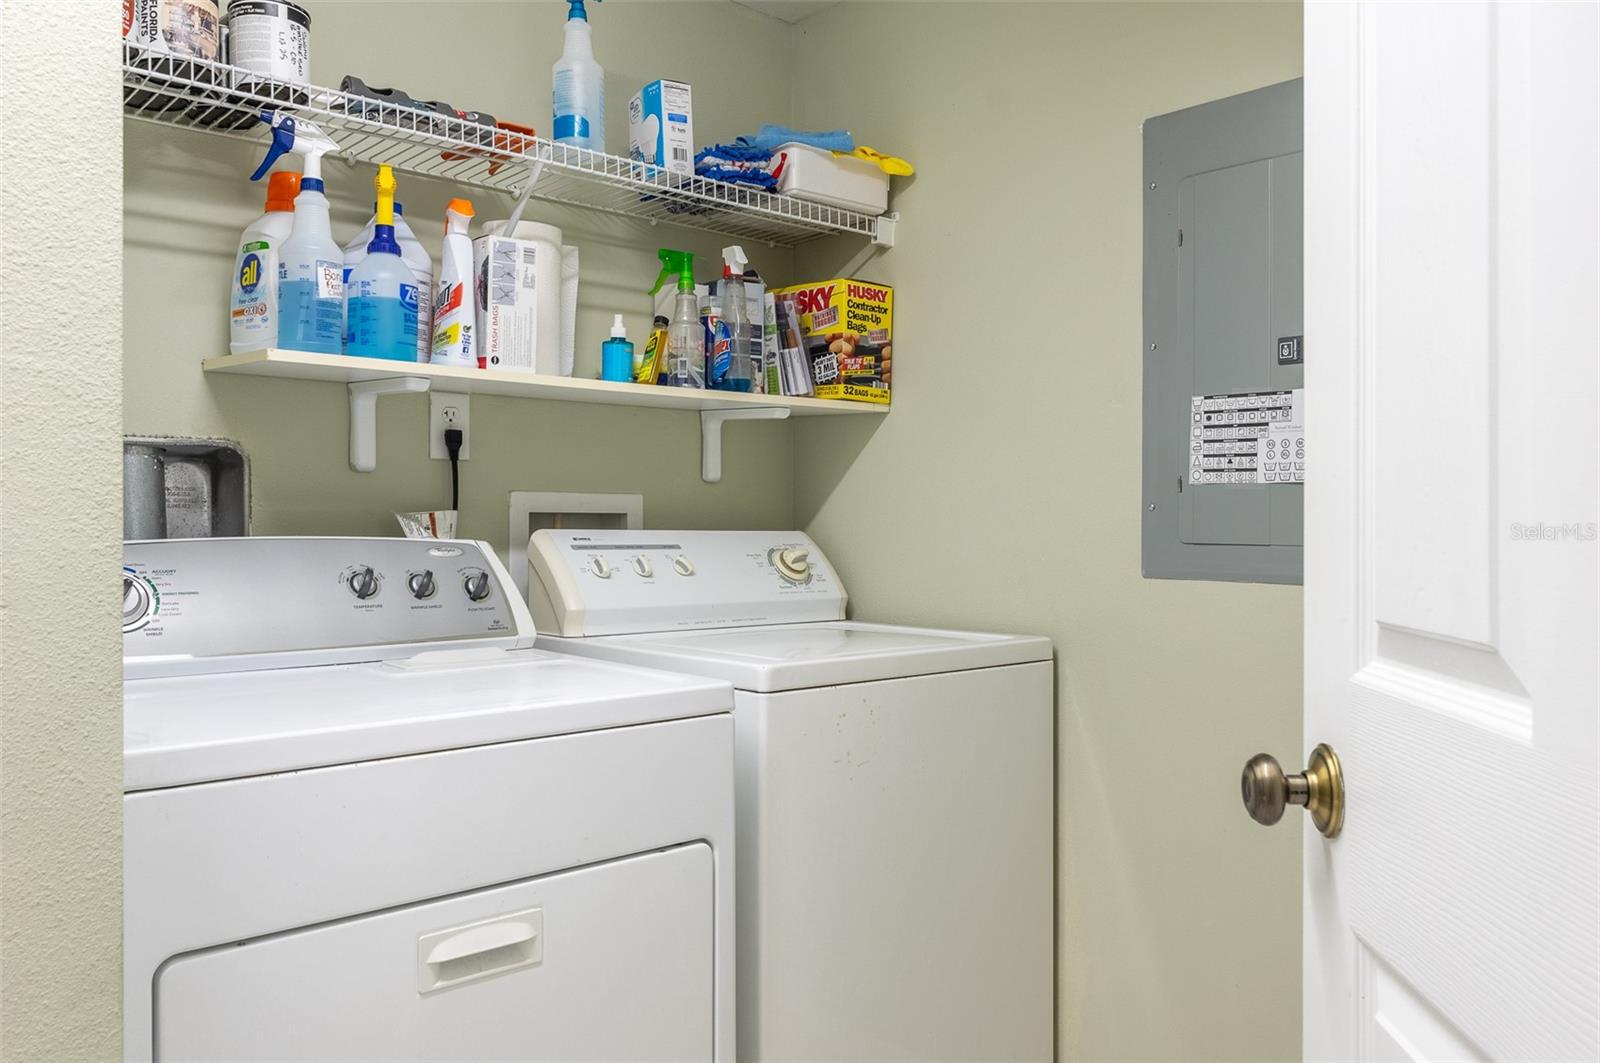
left=123, top=537, right=735, bottom=1063
left=527, top=529, right=1054, bottom=1061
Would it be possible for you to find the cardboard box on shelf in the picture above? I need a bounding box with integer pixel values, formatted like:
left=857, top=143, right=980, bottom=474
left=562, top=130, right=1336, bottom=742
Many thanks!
left=769, top=278, right=893, bottom=404
left=628, top=80, right=694, bottom=178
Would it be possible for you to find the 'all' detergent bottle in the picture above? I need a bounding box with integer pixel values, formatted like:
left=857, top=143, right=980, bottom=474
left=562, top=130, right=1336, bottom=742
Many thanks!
left=229, top=170, right=301, bottom=354
left=345, top=165, right=421, bottom=361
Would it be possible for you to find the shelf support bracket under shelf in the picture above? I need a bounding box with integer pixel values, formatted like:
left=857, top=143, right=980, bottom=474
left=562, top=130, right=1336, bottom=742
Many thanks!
left=349, top=377, right=430, bottom=472
left=871, top=212, right=899, bottom=249
left=701, top=407, right=790, bottom=483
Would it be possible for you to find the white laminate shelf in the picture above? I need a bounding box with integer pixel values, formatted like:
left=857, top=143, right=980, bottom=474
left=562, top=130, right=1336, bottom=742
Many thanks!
left=203, top=350, right=886, bottom=416
left=205, top=350, right=886, bottom=482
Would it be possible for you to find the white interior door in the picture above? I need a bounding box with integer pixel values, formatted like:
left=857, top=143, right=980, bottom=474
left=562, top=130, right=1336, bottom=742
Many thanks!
left=1303, top=1, right=1598, bottom=1059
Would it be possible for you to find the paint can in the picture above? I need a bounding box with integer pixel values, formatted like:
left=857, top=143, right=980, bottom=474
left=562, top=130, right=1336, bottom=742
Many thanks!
left=123, top=0, right=224, bottom=107
left=190, top=0, right=311, bottom=128
left=224, top=0, right=311, bottom=91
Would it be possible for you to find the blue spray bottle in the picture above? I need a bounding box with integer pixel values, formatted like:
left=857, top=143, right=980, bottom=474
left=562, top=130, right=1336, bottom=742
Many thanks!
left=251, top=111, right=344, bottom=355
left=345, top=165, right=421, bottom=361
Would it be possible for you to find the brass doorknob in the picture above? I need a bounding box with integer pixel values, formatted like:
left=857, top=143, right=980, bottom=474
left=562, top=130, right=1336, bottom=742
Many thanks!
left=1240, top=743, right=1344, bottom=838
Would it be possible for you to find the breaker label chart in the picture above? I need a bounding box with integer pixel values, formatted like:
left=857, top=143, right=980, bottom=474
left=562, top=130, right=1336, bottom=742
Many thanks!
left=1189, top=389, right=1305, bottom=485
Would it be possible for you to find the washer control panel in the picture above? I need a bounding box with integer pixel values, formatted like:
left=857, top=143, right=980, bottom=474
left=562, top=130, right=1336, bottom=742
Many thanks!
left=527, top=529, right=847, bottom=637
left=124, top=537, right=528, bottom=677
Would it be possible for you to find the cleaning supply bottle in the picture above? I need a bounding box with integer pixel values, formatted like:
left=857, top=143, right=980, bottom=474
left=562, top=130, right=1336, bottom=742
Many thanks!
left=430, top=198, right=476, bottom=368
left=229, top=170, right=301, bottom=354
left=650, top=249, right=703, bottom=388
left=601, top=315, right=633, bottom=381
left=252, top=111, right=344, bottom=355
left=636, top=314, right=669, bottom=385
left=345, top=165, right=421, bottom=361
left=552, top=0, right=604, bottom=151
left=343, top=202, right=433, bottom=361
left=712, top=245, right=753, bottom=391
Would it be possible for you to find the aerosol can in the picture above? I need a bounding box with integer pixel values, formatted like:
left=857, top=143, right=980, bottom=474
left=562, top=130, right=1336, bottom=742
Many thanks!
left=250, top=111, right=344, bottom=354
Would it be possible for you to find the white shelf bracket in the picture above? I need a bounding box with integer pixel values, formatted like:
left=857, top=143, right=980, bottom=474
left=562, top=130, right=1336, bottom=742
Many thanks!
left=701, top=407, right=790, bottom=483
left=872, top=212, right=899, bottom=249
left=349, top=377, right=430, bottom=472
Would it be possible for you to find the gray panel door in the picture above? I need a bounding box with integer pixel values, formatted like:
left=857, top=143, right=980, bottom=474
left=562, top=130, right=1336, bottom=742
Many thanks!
left=1143, top=78, right=1303, bottom=583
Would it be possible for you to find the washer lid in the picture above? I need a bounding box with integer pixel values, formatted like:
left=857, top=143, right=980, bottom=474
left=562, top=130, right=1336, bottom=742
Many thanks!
left=537, top=621, right=1054, bottom=692
left=123, top=647, right=732, bottom=791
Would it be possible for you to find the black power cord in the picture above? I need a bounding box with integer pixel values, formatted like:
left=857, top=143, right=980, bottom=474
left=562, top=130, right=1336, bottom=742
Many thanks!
left=444, top=428, right=464, bottom=512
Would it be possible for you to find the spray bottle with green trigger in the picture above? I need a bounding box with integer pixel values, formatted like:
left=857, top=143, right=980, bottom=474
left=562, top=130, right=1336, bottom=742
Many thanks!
left=251, top=111, right=345, bottom=354
left=650, top=249, right=703, bottom=388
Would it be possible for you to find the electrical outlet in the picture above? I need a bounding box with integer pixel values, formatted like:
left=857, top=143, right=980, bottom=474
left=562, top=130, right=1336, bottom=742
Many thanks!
left=429, top=392, right=470, bottom=460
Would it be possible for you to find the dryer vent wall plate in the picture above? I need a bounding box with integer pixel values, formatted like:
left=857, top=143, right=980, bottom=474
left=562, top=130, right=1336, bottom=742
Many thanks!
left=507, top=492, right=643, bottom=603
left=123, top=437, right=249, bottom=539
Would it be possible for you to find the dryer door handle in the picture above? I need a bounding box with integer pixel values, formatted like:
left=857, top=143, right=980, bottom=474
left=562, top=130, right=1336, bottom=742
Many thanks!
left=417, top=907, right=544, bottom=993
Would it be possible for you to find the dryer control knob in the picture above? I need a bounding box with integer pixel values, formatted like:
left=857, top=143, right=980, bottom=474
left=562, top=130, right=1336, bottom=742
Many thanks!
left=408, top=570, right=436, bottom=599
left=672, top=555, right=695, bottom=577
left=349, top=567, right=380, bottom=600
left=463, top=571, right=493, bottom=602
left=774, top=547, right=811, bottom=583
left=589, top=557, right=613, bottom=579
left=630, top=556, right=653, bottom=578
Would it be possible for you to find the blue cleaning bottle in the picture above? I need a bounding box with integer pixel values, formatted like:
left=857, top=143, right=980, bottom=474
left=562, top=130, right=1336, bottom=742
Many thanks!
left=252, top=112, right=345, bottom=355
left=345, top=165, right=421, bottom=361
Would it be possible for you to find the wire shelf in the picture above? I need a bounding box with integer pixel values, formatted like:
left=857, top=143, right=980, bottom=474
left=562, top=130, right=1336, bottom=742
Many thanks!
left=121, top=42, right=890, bottom=248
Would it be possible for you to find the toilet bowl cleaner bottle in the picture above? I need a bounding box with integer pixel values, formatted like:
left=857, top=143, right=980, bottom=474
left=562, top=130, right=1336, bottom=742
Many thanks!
left=552, top=0, right=605, bottom=151
left=251, top=111, right=345, bottom=355
left=343, top=202, right=434, bottom=361
left=229, top=170, right=301, bottom=354
left=430, top=198, right=477, bottom=368
left=345, top=165, right=422, bottom=361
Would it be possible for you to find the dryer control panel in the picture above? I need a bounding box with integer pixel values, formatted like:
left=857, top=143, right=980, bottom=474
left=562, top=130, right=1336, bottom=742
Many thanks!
left=124, top=537, right=532, bottom=678
left=527, top=529, right=847, bottom=637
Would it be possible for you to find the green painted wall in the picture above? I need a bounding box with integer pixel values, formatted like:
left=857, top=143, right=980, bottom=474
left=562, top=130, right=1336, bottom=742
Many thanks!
left=789, top=4, right=1305, bottom=1059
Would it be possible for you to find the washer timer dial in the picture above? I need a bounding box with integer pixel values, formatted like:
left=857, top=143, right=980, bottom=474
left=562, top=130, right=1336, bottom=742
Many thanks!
left=771, top=547, right=812, bottom=584
left=122, top=572, right=156, bottom=633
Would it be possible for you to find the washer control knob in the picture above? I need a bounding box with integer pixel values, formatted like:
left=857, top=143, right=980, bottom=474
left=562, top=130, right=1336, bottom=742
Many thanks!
left=672, top=555, right=695, bottom=577
left=630, top=556, right=653, bottom=578
left=122, top=574, right=154, bottom=633
left=408, top=570, right=436, bottom=599
left=463, top=571, right=493, bottom=602
left=348, top=567, right=380, bottom=600
left=589, top=556, right=613, bottom=579
left=773, top=547, right=811, bottom=583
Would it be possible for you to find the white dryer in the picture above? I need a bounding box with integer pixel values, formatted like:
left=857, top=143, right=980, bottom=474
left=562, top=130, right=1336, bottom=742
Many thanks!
left=527, top=529, right=1054, bottom=1062
left=123, top=537, right=735, bottom=1062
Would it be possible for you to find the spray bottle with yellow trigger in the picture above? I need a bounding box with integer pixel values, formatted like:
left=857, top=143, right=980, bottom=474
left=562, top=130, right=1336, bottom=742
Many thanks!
left=251, top=111, right=344, bottom=355
left=650, top=249, right=703, bottom=388
left=345, top=165, right=421, bottom=361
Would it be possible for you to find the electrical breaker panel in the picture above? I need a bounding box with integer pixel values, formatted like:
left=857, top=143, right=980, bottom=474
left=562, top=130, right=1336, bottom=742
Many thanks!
left=1142, top=79, right=1304, bottom=584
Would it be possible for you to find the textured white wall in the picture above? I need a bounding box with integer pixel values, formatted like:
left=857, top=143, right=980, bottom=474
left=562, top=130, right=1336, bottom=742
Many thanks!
left=0, top=1, right=125, bottom=1058
left=790, top=3, right=1305, bottom=1058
